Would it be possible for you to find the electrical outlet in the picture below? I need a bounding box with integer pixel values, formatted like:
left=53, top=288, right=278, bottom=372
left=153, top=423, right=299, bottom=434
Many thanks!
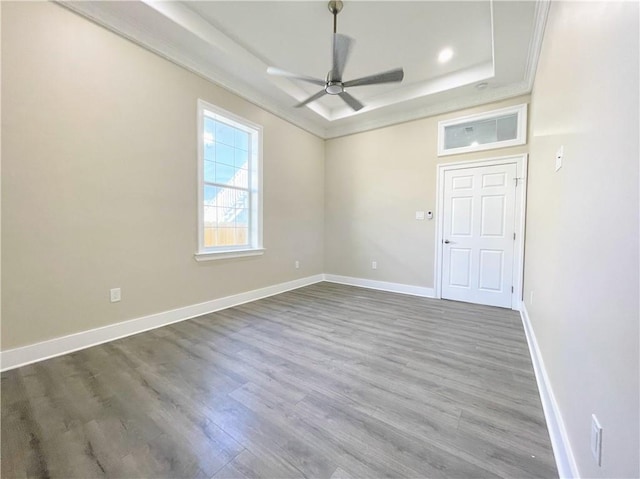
left=295, top=260, right=300, bottom=269
left=372, top=261, right=377, bottom=270
left=110, top=288, right=121, bottom=303
left=591, top=414, right=603, bottom=466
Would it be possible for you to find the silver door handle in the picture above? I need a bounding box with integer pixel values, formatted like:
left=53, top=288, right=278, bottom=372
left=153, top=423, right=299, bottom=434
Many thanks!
left=444, top=239, right=450, bottom=244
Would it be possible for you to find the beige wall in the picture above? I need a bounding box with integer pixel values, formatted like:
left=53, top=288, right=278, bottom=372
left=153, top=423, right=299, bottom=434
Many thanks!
left=3, top=3, right=639, bottom=475
left=1, top=2, right=325, bottom=350
left=525, top=2, right=639, bottom=477
left=324, top=96, right=529, bottom=287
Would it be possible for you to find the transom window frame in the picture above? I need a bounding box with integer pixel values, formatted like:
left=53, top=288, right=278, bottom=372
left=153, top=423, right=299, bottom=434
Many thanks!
left=437, top=103, right=528, bottom=157
left=194, top=99, right=264, bottom=262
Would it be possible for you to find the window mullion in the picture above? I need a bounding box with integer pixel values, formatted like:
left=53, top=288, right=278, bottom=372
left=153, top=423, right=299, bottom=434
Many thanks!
left=203, top=181, right=248, bottom=193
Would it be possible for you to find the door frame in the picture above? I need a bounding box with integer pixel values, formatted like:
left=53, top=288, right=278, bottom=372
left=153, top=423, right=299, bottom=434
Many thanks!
left=434, top=154, right=528, bottom=310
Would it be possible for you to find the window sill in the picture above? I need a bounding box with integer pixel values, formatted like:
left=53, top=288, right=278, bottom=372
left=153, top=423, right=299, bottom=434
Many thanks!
left=194, top=248, right=265, bottom=262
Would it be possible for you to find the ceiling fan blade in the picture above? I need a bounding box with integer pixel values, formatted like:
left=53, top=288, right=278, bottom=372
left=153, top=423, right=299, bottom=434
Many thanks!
left=343, top=68, right=404, bottom=88
left=338, top=91, right=364, bottom=111
left=332, top=33, right=354, bottom=81
left=267, top=67, right=326, bottom=86
left=295, top=89, right=328, bottom=108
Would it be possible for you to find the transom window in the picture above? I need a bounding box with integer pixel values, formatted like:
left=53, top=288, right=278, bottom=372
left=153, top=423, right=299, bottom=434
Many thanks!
left=196, top=100, right=263, bottom=261
left=437, top=104, right=527, bottom=156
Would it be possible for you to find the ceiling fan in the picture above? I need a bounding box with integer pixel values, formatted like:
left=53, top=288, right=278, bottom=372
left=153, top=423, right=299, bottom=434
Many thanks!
left=267, top=0, right=404, bottom=112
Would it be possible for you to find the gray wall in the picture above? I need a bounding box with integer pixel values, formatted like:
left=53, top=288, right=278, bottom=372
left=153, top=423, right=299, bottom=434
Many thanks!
left=1, top=1, right=325, bottom=350
left=525, top=2, right=639, bottom=477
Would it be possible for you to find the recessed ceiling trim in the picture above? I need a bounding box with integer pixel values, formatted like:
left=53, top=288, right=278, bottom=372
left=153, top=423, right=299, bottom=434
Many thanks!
left=490, top=0, right=496, bottom=75
left=324, top=81, right=531, bottom=139
left=143, top=0, right=265, bottom=72
left=56, top=1, right=549, bottom=140
left=144, top=0, right=333, bottom=121
left=57, top=0, right=329, bottom=137
left=331, top=60, right=495, bottom=120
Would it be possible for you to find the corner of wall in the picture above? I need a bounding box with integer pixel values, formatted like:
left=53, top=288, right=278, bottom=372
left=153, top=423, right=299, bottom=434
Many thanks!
left=520, top=303, right=579, bottom=478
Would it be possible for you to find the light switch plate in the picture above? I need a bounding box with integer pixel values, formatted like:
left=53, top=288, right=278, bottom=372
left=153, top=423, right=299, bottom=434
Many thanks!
left=591, top=414, right=602, bottom=466
left=110, top=288, right=121, bottom=303
left=555, top=146, right=564, bottom=171
left=415, top=211, right=425, bottom=220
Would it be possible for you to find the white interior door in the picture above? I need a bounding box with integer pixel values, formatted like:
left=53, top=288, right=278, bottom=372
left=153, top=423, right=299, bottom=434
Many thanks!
left=441, top=163, right=517, bottom=308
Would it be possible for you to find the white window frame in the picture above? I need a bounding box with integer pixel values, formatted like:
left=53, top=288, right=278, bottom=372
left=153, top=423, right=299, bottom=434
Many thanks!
left=194, top=99, right=264, bottom=262
left=437, top=103, right=528, bottom=157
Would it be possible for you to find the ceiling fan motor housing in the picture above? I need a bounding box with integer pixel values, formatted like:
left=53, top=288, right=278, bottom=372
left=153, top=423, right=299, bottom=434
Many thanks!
left=325, top=81, right=344, bottom=95
left=325, top=70, right=343, bottom=94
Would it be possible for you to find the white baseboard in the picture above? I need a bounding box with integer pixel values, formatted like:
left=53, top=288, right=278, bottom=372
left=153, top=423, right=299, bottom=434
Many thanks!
left=2, top=274, right=579, bottom=477
left=0, top=274, right=324, bottom=372
left=520, top=303, right=579, bottom=478
left=323, top=274, right=435, bottom=298
left=0, top=274, right=433, bottom=371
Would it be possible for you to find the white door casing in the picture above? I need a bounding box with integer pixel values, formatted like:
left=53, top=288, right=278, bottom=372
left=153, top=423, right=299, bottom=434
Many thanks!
left=435, top=155, right=527, bottom=310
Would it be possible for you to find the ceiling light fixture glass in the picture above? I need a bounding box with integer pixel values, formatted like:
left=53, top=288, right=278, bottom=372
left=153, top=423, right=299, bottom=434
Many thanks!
left=438, top=48, right=454, bottom=63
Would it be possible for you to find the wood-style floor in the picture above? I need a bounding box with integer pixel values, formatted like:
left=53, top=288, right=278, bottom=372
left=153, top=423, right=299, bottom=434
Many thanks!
left=2, top=282, right=557, bottom=478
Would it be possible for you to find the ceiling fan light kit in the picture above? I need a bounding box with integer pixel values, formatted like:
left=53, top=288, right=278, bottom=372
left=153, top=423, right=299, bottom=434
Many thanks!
left=267, top=1, right=404, bottom=112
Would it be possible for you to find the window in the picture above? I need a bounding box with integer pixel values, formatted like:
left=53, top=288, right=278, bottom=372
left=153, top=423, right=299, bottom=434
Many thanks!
left=437, top=104, right=527, bottom=156
left=195, top=100, right=263, bottom=261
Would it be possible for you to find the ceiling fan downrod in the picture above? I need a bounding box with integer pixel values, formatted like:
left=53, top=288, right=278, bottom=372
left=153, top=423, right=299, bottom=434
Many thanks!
left=266, top=0, right=403, bottom=112
left=328, top=1, right=343, bottom=34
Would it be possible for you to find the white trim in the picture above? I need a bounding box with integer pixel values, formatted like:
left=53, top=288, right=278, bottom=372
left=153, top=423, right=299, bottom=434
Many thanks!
left=196, top=99, right=264, bottom=257
left=0, top=274, right=436, bottom=371
left=57, top=1, right=327, bottom=138
left=437, top=104, right=528, bottom=157
left=525, top=1, right=551, bottom=91
left=323, top=274, right=435, bottom=298
left=434, top=154, right=527, bottom=310
left=57, top=1, right=548, bottom=140
left=520, top=303, right=579, bottom=479
left=194, top=248, right=265, bottom=262
left=0, top=275, right=324, bottom=372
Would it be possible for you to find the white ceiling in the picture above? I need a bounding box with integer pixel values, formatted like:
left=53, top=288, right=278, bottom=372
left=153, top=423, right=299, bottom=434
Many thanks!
left=59, top=1, right=549, bottom=139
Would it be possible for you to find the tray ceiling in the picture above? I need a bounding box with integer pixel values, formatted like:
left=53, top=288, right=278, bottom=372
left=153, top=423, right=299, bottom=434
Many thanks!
left=59, top=1, right=549, bottom=139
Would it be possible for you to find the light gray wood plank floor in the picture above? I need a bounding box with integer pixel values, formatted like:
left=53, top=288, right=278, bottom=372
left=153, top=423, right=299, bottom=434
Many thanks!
left=2, top=282, right=557, bottom=478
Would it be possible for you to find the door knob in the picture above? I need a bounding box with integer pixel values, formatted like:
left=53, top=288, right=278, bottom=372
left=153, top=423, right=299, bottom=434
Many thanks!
left=444, top=239, right=450, bottom=244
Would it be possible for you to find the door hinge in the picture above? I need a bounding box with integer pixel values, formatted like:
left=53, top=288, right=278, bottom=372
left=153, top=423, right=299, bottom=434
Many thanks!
left=513, top=232, right=516, bottom=240
left=511, top=286, right=514, bottom=293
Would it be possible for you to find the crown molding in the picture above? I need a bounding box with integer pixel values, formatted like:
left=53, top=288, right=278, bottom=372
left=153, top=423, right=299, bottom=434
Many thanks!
left=57, top=1, right=328, bottom=138
left=56, top=1, right=549, bottom=140
left=325, top=81, right=531, bottom=139
left=524, top=0, right=551, bottom=91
